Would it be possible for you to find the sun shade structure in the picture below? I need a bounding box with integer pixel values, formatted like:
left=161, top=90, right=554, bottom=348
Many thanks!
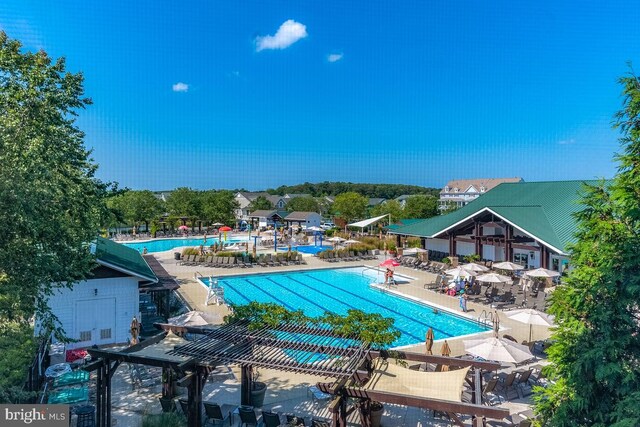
left=475, top=273, right=512, bottom=284
left=524, top=267, right=561, bottom=278
left=463, top=336, right=533, bottom=365
left=168, top=311, right=222, bottom=327
left=347, top=214, right=390, bottom=229
left=492, top=261, right=525, bottom=271
left=86, top=320, right=509, bottom=427
left=506, top=308, right=555, bottom=342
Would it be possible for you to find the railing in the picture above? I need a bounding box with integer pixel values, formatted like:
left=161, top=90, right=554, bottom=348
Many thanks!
left=477, top=310, right=495, bottom=327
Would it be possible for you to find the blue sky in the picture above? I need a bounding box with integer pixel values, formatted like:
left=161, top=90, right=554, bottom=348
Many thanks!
left=2, top=1, right=639, bottom=190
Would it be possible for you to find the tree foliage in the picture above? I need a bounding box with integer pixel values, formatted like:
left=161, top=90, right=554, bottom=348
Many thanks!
left=534, top=68, right=640, bottom=427
left=107, top=190, right=164, bottom=229
left=0, top=322, right=37, bottom=403
left=0, top=32, right=109, bottom=331
left=286, top=196, right=320, bottom=213
left=332, top=192, right=368, bottom=223
left=370, top=200, right=404, bottom=223
left=403, top=195, right=439, bottom=219
left=201, top=190, right=239, bottom=226
left=248, top=195, right=274, bottom=212
left=166, top=187, right=201, bottom=220
left=266, top=181, right=439, bottom=199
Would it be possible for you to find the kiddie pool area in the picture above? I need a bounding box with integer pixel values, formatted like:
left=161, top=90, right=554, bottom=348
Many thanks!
left=121, top=236, right=248, bottom=253
left=199, top=267, right=490, bottom=348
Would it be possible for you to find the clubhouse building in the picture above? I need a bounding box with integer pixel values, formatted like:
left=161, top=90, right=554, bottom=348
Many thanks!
left=389, top=180, right=596, bottom=272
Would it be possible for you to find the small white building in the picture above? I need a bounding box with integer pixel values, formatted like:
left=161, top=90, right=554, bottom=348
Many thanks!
left=438, top=177, right=523, bottom=211
left=45, top=237, right=158, bottom=349
left=284, top=211, right=322, bottom=229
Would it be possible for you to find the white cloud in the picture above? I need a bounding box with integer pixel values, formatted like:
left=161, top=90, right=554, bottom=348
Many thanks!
left=255, top=20, right=308, bottom=52
left=172, top=82, right=189, bottom=92
left=558, top=138, right=576, bottom=145
left=327, top=53, right=344, bottom=63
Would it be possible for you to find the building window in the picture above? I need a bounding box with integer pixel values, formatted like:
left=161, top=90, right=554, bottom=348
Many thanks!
left=444, top=186, right=449, bottom=192
left=79, top=331, right=92, bottom=342
left=480, top=186, right=485, bottom=192
left=100, top=329, right=112, bottom=340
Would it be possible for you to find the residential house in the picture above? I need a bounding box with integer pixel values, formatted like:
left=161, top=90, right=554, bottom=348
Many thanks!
left=235, top=192, right=286, bottom=222
left=284, top=211, right=322, bottom=229
left=248, top=210, right=288, bottom=229
left=438, top=177, right=523, bottom=211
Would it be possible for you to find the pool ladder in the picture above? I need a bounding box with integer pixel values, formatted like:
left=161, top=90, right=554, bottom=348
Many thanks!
left=478, top=310, right=495, bottom=327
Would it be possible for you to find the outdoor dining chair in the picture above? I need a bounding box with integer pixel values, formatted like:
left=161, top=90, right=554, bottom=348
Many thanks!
left=203, top=402, right=235, bottom=426
left=261, top=411, right=281, bottom=427
left=238, top=406, right=261, bottom=427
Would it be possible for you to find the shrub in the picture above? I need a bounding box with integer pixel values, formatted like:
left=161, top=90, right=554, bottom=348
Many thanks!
left=141, top=413, right=186, bottom=427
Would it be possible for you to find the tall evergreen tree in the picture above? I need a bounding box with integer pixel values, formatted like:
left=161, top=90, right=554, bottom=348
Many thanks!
left=535, top=69, right=640, bottom=427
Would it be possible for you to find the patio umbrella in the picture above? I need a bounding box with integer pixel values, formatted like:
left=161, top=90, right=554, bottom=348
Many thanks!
left=525, top=268, right=561, bottom=278
left=211, top=222, right=224, bottom=227
left=327, top=236, right=345, bottom=243
left=506, top=308, right=555, bottom=342
left=379, top=259, right=400, bottom=268
left=218, top=226, right=232, bottom=232
left=306, top=226, right=323, bottom=232
left=440, top=340, right=452, bottom=371
left=344, top=239, right=360, bottom=245
left=463, top=336, right=533, bottom=365
left=461, top=262, right=489, bottom=272
left=444, top=266, right=477, bottom=277
left=475, top=273, right=512, bottom=284
left=178, top=225, right=189, bottom=231
left=492, top=261, right=525, bottom=271
left=425, top=328, right=434, bottom=355
left=403, top=248, right=428, bottom=255
left=130, top=316, right=141, bottom=345
left=168, top=311, right=222, bottom=327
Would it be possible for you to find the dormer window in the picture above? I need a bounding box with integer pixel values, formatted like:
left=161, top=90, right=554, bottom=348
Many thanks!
left=454, top=188, right=459, bottom=193
left=445, top=186, right=449, bottom=192
left=480, top=186, right=485, bottom=192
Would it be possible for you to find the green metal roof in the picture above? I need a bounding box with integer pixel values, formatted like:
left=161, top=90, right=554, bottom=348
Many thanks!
left=385, top=218, right=424, bottom=230
left=389, top=180, right=602, bottom=254
left=94, top=237, right=157, bottom=282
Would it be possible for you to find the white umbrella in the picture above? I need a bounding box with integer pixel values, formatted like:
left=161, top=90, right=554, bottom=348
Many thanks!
left=464, top=336, right=534, bottom=364
left=492, top=261, right=525, bottom=271
left=475, top=273, right=512, bottom=284
left=343, top=239, right=360, bottom=245
left=168, top=311, right=222, bottom=327
left=444, top=266, right=477, bottom=277
left=327, top=236, right=345, bottom=243
left=506, top=308, right=555, bottom=342
left=306, top=226, right=323, bottom=232
left=261, top=229, right=275, bottom=235
left=461, top=262, right=489, bottom=272
left=403, top=247, right=428, bottom=255
left=525, top=268, right=561, bottom=278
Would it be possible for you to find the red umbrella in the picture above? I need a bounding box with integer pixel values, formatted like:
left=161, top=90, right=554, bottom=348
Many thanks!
left=219, top=226, right=232, bottom=232
left=379, top=259, right=400, bottom=268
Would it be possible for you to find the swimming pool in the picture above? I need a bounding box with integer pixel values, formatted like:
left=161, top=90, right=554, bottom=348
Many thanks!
left=209, top=267, right=489, bottom=348
left=122, top=237, right=248, bottom=253
left=277, top=245, right=333, bottom=255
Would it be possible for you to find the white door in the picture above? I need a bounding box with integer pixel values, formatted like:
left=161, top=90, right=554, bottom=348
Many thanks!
left=75, top=298, right=116, bottom=346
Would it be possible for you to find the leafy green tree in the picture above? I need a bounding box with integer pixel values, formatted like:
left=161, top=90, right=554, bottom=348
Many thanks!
left=534, top=69, right=640, bottom=427
left=440, top=201, right=460, bottom=215
left=248, top=195, right=274, bottom=211
left=370, top=200, right=403, bottom=223
left=110, top=190, right=164, bottom=232
left=332, top=192, right=368, bottom=223
left=0, top=322, right=37, bottom=403
left=286, top=196, right=320, bottom=213
left=403, top=195, right=439, bottom=219
left=201, top=190, right=239, bottom=226
left=0, top=32, right=109, bottom=332
left=166, top=187, right=201, bottom=228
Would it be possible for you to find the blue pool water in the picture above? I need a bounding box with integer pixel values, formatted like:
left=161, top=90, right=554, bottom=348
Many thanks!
left=214, top=267, right=489, bottom=348
left=122, top=237, right=247, bottom=253
left=277, top=245, right=332, bottom=255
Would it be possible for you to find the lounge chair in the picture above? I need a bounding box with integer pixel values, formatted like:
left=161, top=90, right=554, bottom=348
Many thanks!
left=262, top=411, right=281, bottom=427
left=496, top=371, right=519, bottom=400
left=482, top=377, right=502, bottom=406
left=238, top=406, right=261, bottom=427
left=203, top=402, right=236, bottom=426
left=517, top=369, right=534, bottom=396
left=311, top=418, right=331, bottom=427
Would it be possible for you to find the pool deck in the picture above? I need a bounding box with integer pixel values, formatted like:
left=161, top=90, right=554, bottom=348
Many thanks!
left=105, top=250, right=550, bottom=426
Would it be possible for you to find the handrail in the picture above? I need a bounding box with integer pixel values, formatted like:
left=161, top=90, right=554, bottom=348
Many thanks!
left=477, top=310, right=494, bottom=327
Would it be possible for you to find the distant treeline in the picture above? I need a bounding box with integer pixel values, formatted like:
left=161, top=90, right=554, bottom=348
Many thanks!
left=265, top=182, right=440, bottom=199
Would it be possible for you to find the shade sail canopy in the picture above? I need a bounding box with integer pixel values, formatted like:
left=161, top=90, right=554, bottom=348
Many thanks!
left=463, top=336, right=533, bottom=364
left=363, top=359, right=470, bottom=403
left=492, top=261, right=525, bottom=271
left=347, top=214, right=389, bottom=229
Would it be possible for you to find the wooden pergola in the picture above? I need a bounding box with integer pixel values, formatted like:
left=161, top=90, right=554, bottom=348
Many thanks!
left=86, top=321, right=508, bottom=427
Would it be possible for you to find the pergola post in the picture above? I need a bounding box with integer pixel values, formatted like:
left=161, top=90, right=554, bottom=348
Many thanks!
left=240, top=364, right=253, bottom=406
left=474, top=221, right=483, bottom=258
left=187, top=367, right=208, bottom=427
left=94, top=360, right=120, bottom=427
left=395, top=234, right=402, bottom=248
left=448, top=232, right=457, bottom=258
left=358, top=399, right=372, bottom=427
left=339, top=396, right=348, bottom=427
left=505, top=225, right=513, bottom=262
left=96, top=361, right=103, bottom=427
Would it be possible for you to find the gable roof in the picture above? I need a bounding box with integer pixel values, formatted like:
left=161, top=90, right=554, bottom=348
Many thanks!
left=94, top=237, right=157, bottom=283
left=395, top=195, right=412, bottom=202
left=385, top=218, right=424, bottom=230
left=285, top=211, right=320, bottom=221
left=368, top=198, right=386, bottom=206
left=248, top=210, right=287, bottom=219
left=441, top=177, right=522, bottom=194
left=390, top=180, right=601, bottom=254
left=284, top=193, right=311, bottom=199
